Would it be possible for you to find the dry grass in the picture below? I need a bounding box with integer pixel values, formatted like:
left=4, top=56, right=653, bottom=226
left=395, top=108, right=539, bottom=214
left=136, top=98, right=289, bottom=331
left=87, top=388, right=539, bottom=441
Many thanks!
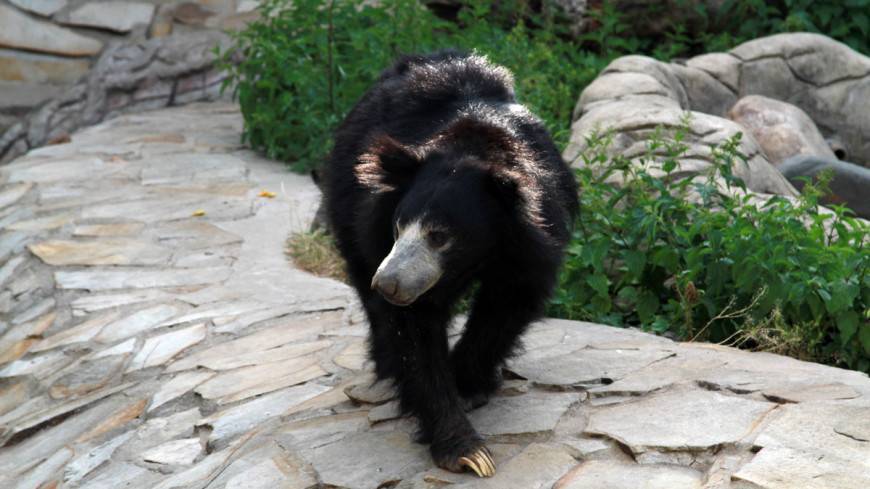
left=285, top=230, right=348, bottom=283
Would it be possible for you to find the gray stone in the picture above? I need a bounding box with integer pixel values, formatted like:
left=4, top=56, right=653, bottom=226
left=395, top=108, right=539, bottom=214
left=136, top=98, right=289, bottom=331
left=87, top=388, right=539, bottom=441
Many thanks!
left=200, top=383, right=330, bottom=445
left=50, top=353, right=127, bottom=398
left=670, top=63, right=736, bottom=116
left=142, top=438, right=202, bottom=466
left=0, top=183, right=32, bottom=210
left=0, top=48, right=89, bottom=84
left=125, top=323, right=206, bottom=371
left=64, top=430, right=134, bottom=484
left=728, top=95, right=836, bottom=165
left=470, top=392, right=580, bottom=439
left=62, top=1, right=156, bottom=33
left=55, top=267, right=232, bottom=290
left=732, top=446, right=870, bottom=489
left=685, top=52, right=741, bottom=92
left=553, top=460, right=702, bottom=489
left=454, top=443, right=577, bottom=489
left=29, top=238, right=172, bottom=266
left=13, top=445, right=71, bottom=489
left=0, top=5, right=102, bottom=56
left=507, top=346, right=674, bottom=387
left=218, top=439, right=317, bottom=489
left=345, top=378, right=396, bottom=405
left=148, top=371, right=215, bottom=412
left=95, top=304, right=182, bottom=343
left=301, top=431, right=430, bottom=489
left=71, top=290, right=171, bottom=316
left=9, top=0, right=68, bottom=17
left=779, top=155, right=870, bottom=219
left=752, top=403, right=870, bottom=469
left=194, top=354, right=327, bottom=404
left=167, top=312, right=340, bottom=372
left=585, top=388, right=775, bottom=456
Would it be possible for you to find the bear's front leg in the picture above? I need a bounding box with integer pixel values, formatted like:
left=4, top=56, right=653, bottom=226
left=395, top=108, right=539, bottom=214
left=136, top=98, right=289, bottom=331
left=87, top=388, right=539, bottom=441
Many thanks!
left=366, top=300, right=495, bottom=477
left=451, top=281, right=546, bottom=407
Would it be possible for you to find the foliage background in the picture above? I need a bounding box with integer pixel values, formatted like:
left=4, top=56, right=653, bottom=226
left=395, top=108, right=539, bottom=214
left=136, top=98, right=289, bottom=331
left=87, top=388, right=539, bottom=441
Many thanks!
left=222, top=0, right=870, bottom=372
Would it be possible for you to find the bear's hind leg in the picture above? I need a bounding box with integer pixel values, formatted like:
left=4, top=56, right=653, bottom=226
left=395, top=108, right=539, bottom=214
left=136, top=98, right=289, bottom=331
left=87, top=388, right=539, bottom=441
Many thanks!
left=451, top=281, right=546, bottom=407
left=365, top=298, right=495, bottom=477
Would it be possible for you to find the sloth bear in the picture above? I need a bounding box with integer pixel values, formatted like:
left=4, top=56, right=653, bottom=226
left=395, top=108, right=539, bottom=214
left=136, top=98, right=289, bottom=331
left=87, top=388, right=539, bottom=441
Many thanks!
left=322, top=51, right=578, bottom=477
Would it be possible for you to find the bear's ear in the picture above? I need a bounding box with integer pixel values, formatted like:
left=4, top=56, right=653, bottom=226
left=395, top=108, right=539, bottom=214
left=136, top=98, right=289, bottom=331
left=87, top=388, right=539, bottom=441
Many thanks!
left=356, top=135, right=421, bottom=192
left=486, top=166, right=546, bottom=229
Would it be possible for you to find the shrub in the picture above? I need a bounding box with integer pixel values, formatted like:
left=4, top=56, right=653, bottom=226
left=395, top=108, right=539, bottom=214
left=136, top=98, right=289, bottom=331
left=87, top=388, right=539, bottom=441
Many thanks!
left=549, top=125, right=870, bottom=372
left=219, top=0, right=608, bottom=172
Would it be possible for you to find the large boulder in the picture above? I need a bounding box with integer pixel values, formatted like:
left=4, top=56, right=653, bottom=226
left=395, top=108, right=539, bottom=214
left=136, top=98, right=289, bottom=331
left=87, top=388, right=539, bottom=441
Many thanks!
left=565, top=33, right=870, bottom=206
left=727, top=95, right=837, bottom=166
left=778, top=155, right=870, bottom=219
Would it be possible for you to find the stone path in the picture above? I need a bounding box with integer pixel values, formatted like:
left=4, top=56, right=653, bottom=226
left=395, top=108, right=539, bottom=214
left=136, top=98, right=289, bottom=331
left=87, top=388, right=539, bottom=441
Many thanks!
left=0, top=102, right=868, bottom=489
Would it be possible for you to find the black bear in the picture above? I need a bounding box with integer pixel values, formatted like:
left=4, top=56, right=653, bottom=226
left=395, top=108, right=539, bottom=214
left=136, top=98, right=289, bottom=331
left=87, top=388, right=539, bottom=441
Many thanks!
left=322, top=51, right=578, bottom=477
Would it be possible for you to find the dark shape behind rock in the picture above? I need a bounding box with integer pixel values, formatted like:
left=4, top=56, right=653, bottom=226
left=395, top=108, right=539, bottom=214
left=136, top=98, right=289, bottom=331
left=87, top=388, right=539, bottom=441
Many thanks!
left=779, top=155, right=870, bottom=219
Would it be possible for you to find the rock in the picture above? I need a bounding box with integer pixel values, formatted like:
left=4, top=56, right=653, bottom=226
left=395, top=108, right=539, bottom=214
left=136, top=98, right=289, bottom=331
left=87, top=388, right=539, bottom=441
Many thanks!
left=368, top=400, right=402, bottom=424
left=585, top=388, right=775, bottom=458
left=73, top=222, right=145, bottom=237
left=0, top=49, right=89, bottom=85
left=763, top=383, right=861, bottom=403
left=55, top=266, right=232, bottom=290
left=62, top=1, right=156, bottom=33
left=218, top=440, right=318, bottom=489
left=148, top=371, right=215, bottom=412
left=507, top=345, right=674, bottom=387
left=13, top=445, right=72, bottom=489
left=94, top=304, right=181, bottom=343
left=29, top=238, right=172, bottom=266
left=200, top=383, right=330, bottom=445
left=0, top=5, right=102, bottom=57
left=554, top=460, right=702, bottom=488
left=333, top=339, right=367, bottom=370
left=71, top=290, right=170, bottom=316
left=752, top=403, right=870, bottom=469
left=0, top=183, right=32, bottom=210
left=732, top=446, right=870, bottom=489
left=685, top=52, right=741, bottom=92
left=344, top=379, right=396, bottom=405
left=49, top=354, right=127, bottom=398
left=778, top=155, right=870, bottom=219
left=90, top=338, right=137, bottom=359
left=728, top=95, right=836, bottom=165
left=174, top=2, right=217, bottom=25
left=453, top=443, right=577, bottom=489
left=142, top=438, right=202, bottom=466
left=126, top=323, right=207, bottom=371
left=194, top=354, right=327, bottom=404
left=9, top=0, right=68, bottom=17
left=167, top=313, right=339, bottom=372
left=63, top=431, right=134, bottom=484
left=300, top=431, right=430, bottom=489
left=469, top=392, right=580, bottom=439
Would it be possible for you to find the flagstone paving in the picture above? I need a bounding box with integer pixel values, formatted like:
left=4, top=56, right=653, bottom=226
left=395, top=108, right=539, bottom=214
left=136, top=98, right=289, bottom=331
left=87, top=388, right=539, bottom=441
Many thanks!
left=0, top=102, right=868, bottom=489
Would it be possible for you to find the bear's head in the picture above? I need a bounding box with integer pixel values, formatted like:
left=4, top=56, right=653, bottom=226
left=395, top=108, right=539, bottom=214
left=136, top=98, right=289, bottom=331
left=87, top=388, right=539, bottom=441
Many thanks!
left=357, top=120, right=546, bottom=306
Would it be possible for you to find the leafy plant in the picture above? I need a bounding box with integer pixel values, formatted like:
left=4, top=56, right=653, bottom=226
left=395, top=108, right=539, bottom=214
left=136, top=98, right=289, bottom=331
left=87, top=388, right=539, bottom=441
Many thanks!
left=550, top=125, right=870, bottom=372
left=219, top=0, right=614, bottom=172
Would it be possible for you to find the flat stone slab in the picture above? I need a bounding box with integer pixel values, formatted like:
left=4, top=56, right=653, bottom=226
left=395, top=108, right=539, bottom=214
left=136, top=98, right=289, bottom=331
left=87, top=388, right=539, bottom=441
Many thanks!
left=0, top=102, right=868, bottom=489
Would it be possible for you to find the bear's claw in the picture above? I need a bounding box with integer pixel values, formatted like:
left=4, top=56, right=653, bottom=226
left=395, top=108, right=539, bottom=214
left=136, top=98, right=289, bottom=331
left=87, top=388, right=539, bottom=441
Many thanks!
left=458, top=447, right=496, bottom=477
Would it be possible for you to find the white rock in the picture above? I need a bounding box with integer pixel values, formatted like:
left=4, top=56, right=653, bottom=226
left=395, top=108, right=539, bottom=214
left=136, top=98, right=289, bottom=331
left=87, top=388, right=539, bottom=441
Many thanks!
left=554, top=460, right=702, bottom=489
left=64, top=431, right=134, bottom=483
left=149, top=371, right=215, bottom=412
left=95, top=304, right=181, bottom=343
left=126, top=323, right=206, bottom=371
left=142, top=438, right=202, bottom=466
left=63, top=1, right=156, bottom=33
left=9, top=0, right=67, bottom=17
left=0, top=5, right=102, bottom=57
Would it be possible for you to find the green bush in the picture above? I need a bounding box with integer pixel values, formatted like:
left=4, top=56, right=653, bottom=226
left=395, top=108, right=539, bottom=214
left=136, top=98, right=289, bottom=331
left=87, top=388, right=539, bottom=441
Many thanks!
left=219, top=0, right=608, bottom=172
left=549, top=125, right=870, bottom=372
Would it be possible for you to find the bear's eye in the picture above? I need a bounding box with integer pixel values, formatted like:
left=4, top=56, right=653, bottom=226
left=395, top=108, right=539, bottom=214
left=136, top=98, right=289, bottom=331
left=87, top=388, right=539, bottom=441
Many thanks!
left=427, top=230, right=449, bottom=249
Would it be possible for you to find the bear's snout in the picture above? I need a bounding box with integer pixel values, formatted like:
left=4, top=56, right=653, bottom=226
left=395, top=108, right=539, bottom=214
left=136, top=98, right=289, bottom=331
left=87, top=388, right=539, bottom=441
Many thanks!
left=372, top=222, right=443, bottom=306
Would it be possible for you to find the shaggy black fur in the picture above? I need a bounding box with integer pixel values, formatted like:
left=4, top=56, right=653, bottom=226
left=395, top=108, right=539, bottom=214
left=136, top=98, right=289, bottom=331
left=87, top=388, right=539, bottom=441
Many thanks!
left=322, top=50, right=578, bottom=470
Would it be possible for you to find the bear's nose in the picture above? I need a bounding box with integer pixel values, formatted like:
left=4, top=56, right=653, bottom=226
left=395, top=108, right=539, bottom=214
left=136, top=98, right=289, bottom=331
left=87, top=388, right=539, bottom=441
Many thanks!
left=371, top=271, right=399, bottom=299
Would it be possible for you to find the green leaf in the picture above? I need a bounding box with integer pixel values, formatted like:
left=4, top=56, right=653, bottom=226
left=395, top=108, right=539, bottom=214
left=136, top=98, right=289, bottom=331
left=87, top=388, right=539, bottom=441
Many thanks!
left=586, top=274, right=610, bottom=298
left=860, top=323, right=870, bottom=356
left=637, top=290, right=660, bottom=323
left=836, top=310, right=859, bottom=344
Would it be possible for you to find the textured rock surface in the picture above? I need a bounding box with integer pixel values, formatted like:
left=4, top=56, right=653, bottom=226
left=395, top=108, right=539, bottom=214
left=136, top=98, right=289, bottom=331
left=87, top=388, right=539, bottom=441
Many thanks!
left=0, top=103, right=868, bottom=488
left=0, top=4, right=103, bottom=57
left=565, top=33, right=870, bottom=207
left=728, top=95, right=836, bottom=165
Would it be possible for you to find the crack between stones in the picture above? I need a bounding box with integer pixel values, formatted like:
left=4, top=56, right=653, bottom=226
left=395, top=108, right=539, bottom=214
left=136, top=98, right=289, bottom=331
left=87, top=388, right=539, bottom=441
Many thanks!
left=834, top=428, right=869, bottom=443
